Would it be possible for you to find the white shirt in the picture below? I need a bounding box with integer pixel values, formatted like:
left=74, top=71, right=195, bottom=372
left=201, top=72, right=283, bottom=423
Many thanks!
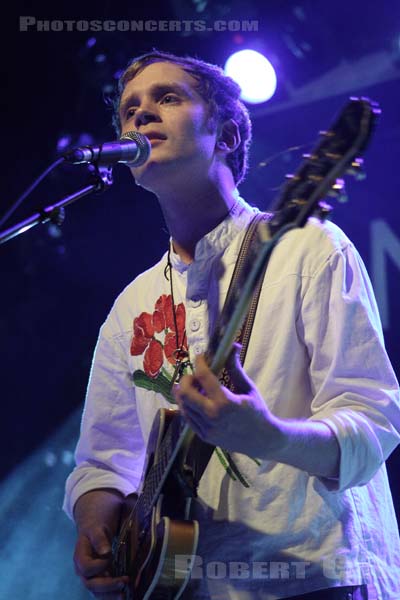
left=64, top=197, right=400, bottom=599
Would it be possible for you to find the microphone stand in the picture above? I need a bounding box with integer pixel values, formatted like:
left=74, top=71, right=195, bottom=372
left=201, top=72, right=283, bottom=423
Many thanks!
left=0, top=164, right=113, bottom=245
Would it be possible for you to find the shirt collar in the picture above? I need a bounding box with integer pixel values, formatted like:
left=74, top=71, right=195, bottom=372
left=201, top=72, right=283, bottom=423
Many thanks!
left=169, top=196, right=258, bottom=274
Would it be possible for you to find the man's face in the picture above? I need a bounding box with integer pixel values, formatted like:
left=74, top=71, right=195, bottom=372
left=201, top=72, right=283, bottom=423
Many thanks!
left=118, top=61, right=219, bottom=191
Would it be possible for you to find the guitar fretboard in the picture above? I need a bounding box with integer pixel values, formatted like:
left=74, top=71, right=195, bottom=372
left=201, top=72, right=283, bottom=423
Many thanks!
left=135, top=412, right=187, bottom=520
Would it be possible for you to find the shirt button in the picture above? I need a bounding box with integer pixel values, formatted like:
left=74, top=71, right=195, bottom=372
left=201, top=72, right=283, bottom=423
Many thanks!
left=190, top=319, right=201, bottom=332
left=194, top=344, right=203, bottom=354
left=188, top=298, right=202, bottom=308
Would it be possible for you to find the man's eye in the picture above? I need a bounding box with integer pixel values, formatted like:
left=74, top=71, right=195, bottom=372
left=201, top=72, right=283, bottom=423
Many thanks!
left=161, top=94, right=178, bottom=104
left=126, top=108, right=136, bottom=118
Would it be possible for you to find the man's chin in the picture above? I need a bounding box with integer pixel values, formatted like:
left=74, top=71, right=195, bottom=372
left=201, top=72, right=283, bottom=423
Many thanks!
left=130, top=158, right=176, bottom=191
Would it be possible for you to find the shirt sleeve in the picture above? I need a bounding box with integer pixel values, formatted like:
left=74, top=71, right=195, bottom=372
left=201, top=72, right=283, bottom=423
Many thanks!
left=63, top=315, right=146, bottom=519
left=300, top=242, right=400, bottom=491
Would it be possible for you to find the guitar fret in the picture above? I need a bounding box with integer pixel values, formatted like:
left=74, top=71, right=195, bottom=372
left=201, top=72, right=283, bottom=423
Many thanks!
left=155, top=460, right=164, bottom=488
left=139, top=425, right=180, bottom=517
left=145, top=470, right=157, bottom=504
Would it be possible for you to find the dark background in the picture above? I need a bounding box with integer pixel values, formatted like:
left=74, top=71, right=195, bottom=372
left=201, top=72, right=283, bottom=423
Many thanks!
left=0, top=1, right=399, bottom=598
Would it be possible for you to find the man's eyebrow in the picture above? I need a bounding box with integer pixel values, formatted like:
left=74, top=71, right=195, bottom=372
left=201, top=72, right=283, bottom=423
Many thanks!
left=119, top=82, right=195, bottom=118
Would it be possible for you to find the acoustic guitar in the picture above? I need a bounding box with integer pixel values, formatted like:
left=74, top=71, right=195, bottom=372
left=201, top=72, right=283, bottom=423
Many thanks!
left=112, top=97, right=379, bottom=599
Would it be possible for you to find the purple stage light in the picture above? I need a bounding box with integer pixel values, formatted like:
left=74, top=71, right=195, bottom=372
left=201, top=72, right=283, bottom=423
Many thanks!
left=56, top=135, right=72, bottom=152
left=224, top=49, right=277, bottom=104
left=86, top=37, right=97, bottom=49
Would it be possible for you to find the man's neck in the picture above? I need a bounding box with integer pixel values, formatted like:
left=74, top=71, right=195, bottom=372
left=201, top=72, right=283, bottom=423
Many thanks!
left=158, top=180, right=239, bottom=264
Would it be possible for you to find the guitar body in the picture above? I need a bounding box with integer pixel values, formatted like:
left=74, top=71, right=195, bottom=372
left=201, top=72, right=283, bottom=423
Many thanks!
left=113, top=408, right=199, bottom=600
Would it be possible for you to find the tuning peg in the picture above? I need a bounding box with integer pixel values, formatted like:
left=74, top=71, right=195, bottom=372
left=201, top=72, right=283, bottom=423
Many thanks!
left=316, top=200, right=333, bottom=221
left=346, top=157, right=366, bottom=180
left=285, top=173, right=300, bottom=183
left=337, top=192, right=349, bottom=204
left=308, top=174, right=323, bottom=183
left=325, top=152, right=342, bottom=161
left=327, top=178, right=348, bottom=203
left=332, top=178, right=345, bottom=191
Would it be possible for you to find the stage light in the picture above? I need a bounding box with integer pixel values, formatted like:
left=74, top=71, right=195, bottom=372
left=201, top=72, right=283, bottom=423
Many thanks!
left=86, top=37, right=96, bottom=49
left=224, top=49, right=277, bottom=104
left=56, top=135, right=71, bottom=153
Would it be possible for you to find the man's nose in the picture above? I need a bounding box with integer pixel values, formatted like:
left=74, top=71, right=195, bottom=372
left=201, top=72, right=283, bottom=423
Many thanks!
left=134, top=107, right=160, bottom=128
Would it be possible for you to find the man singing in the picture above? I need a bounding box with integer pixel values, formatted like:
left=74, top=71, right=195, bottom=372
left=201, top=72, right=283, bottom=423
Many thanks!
left=64, top=50, right=400, bottom=599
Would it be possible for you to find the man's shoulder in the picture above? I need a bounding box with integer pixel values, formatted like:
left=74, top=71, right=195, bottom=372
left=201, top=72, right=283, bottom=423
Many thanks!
left=127, top=252, right=169, bottom=290
left=118, top=251, right=169, bottom=303
left=269, top=217, right=354, bottom=280
left=102, top=251, right=169, bottom=334
left=304, top=217, right=352, bottom=251
left=285, top=216, right=351, bottom=251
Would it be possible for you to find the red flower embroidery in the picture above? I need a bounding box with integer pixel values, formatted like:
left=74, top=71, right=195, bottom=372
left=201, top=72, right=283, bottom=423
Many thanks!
left=175, top=303, right=186, bottom=337
left=164, top=331, right=178, bottom=365
left=143, top=339, right=163, bottom=378
left=130, top=312, right=154, bottom=355
left=153, top=294, right=175, bottom=332
left=130, top=294, right=187, bottom=378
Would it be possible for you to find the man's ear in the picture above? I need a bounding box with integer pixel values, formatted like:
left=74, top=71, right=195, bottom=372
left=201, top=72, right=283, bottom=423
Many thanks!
left=216, top=119, right=241, bottom=154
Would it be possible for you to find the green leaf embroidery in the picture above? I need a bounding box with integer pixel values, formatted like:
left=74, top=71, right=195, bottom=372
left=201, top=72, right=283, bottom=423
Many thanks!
left=219, top=448, right=250, bottom=488
left=132, top=369, right=176, bottom=404
left=215, top=447, right=237, bottom=480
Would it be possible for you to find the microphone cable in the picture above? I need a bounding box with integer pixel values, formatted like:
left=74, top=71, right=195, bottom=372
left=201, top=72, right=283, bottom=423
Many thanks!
left=0, top=157, right=65, bottom=228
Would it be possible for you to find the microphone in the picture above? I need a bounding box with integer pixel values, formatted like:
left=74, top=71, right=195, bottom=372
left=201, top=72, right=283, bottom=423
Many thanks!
left=63, top=131, right=151, bottom=167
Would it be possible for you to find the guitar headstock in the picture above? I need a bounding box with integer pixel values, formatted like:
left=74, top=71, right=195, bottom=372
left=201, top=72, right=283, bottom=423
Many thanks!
left=270, top=97, right=380, bottom=230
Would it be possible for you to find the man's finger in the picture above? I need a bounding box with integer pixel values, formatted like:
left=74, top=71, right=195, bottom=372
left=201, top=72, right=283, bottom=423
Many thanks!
left=225, top=343, right=253, bottom=394
left=83, top=575, right=129, bottom=594
left=178, top=400, right=210, bottom=439
left=74, top=535, right=111, bottom=578
left=192, top=354, right=224, bottom=398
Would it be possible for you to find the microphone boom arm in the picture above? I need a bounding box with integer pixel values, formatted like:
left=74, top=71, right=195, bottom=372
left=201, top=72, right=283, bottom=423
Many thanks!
left=0, top=164, right=113, bottom=245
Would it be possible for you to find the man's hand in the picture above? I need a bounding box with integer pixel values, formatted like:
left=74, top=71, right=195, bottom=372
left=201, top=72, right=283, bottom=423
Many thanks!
left=173, top=345, right=340, bottom=479
left=173, top=345, right=284, bottom=459
left=73, top=489, right=130, bottom=599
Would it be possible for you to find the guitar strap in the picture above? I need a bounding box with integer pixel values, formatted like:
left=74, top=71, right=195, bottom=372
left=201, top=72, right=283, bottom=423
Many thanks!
left=184, top=211, right=272, bottom=489
left=217, top=211, right=272, bottom=390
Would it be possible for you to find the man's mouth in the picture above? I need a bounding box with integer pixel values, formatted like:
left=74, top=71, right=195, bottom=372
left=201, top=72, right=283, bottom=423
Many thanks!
left=143, top=131, right=167, bottom=142
left=149, top=138, right=165, bottom=146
